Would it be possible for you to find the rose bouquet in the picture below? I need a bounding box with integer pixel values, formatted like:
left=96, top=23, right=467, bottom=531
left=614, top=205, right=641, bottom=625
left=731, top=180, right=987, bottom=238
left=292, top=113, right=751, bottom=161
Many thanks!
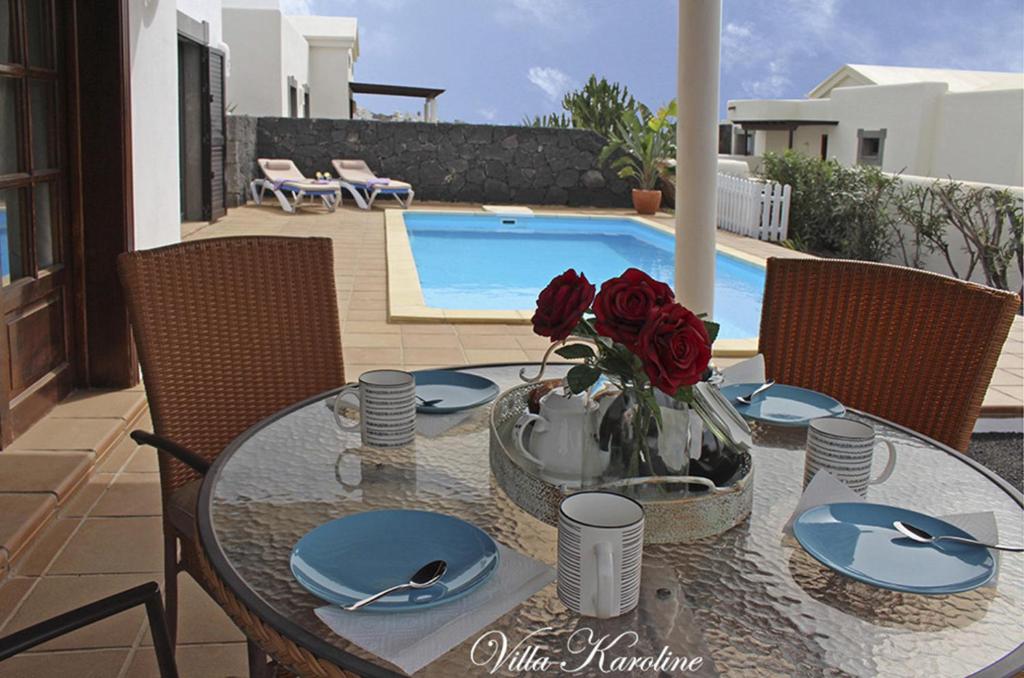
left=531, top=267, right=720, bottom=479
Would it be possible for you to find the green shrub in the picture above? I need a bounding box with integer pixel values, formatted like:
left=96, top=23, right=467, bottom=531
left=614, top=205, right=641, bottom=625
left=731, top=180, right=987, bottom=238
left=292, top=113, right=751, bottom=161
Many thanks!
left=761, top=151, right=897, bottom=261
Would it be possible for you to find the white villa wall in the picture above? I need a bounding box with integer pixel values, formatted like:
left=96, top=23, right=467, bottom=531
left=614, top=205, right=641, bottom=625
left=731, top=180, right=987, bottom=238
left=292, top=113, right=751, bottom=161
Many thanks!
left=825, top=82, right=946, bottom=175
left=223, top=8, right=282, bottom=116
left=305, top=46, right=352, bottom=118
left=279, top=14, right=309, bottom=116
left=932, top=89, right=1024, bottom=186
left=731, top=79, right=1023, bottom=187
left=178, top=0, right=223, bottom=46
left=128, top=0, right=180, bottom=249
left=883, top=174, right=1023, bottom=291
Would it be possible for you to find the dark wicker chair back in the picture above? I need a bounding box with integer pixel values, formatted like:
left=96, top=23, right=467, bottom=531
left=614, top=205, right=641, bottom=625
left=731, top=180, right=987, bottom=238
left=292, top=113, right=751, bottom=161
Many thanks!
left=758, top=257, right=1019, bottom=452
left=118, top=236, right=345, bottom=496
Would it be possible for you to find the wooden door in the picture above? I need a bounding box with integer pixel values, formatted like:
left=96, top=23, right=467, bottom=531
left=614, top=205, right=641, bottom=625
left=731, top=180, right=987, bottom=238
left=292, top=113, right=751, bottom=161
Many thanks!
left=0, top=0, right=74, bottom=443
left=178, top=37, right=203, bottom=222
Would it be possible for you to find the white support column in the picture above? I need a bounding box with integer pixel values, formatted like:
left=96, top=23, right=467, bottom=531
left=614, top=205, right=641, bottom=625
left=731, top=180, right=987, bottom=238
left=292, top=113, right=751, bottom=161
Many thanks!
left=675, top=0, right=721, bottom=318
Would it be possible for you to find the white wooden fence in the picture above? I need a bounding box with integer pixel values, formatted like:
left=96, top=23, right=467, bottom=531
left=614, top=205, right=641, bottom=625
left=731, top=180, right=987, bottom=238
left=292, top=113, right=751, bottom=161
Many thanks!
left=716, top=173, right=791, bottom=242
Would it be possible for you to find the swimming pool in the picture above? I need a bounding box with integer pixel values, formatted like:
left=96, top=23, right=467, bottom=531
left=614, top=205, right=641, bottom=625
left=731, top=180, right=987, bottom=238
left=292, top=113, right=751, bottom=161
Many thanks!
left=401, top=213, right=766, bottom=340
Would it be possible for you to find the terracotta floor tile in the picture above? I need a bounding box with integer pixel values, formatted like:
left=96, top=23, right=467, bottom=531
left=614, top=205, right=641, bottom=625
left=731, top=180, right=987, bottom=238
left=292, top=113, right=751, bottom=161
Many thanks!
left=402, top=347, right=466, bottom=366
left=61, top=474, right=115, bottom=518
left=49, top=390, right=146, bottom=420
left=344, top=347, right=403, bottom=365
left=344, top=309, right=389, bottom=322
left=0, top=648, right=128, bottom=678
left=463, top=348, right=529, bottom=364
left=0, top=577, right=34, bottom=628
left=0, top=452, right=91, bottom=500
left=455, top=324, right=532, bottom=336
left=515, top=335, right=555, bottom=351
left=15, top=517, right=81, bottom=577
left=343, top=364, right=398, bottom=378
left=401, top=332, right=459, bottom=348
left=0, top=573, right=155, bottom=651
left=342, top=333, right=403, bottom=348
left=343, top=321, right=402, bottom=335
left=10, top=418, right=122, bottom=455
left=141, top=575, right=243, bottom=646
left=123, top=446, right=160, bottom=474
left=47, top=517, right=163, bottom=575
left=91, top=474, right=162, bottom=518
left=400, top=324, right=457, bottom=335
left=459, top=334, right=524, bottom=349
left=128, top=643, right=248, bottom=678
left=0, top=494, right=57, bottom=559
left=97, top=437, right=138, bottom=474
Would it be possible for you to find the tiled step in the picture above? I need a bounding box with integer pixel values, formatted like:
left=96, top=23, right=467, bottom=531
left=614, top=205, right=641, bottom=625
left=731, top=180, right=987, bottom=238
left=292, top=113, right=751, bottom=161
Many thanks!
left=0, top=388, right=148, bottom=578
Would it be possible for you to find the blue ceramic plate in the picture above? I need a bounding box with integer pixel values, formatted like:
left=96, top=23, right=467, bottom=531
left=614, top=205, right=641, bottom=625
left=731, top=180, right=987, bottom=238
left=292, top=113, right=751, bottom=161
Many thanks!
left=291, top=510, right=499, bottom=611
left=720, top=383, right=845, bottom=426
left=793, top=503, right=996, bottom=594
left=412, top=370, right=500, bottom=414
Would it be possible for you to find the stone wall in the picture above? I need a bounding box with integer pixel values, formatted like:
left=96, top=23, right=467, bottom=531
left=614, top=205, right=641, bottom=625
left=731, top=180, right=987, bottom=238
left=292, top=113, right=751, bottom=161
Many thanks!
left=248, top=118, right=632, bottom=206
left=225, top=115, right=257, bottom=207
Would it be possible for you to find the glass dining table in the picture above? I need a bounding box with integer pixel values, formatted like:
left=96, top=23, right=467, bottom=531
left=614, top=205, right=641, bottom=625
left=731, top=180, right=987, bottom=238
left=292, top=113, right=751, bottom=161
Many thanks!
left=197, top=364, right=1024, bottom=677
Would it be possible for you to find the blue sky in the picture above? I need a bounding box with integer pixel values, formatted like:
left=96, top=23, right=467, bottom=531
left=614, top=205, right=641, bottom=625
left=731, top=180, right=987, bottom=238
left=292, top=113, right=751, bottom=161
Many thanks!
left=286, top=0, right=1024, bottom=124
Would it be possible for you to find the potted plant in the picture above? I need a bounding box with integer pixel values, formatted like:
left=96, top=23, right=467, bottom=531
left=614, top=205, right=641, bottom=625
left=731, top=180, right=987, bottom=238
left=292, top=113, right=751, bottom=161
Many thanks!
left=599, top=101, right=676, bottom=214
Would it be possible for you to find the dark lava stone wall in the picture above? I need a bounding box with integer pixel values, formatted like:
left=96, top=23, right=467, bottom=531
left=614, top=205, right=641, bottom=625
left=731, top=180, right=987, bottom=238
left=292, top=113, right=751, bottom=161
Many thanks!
left=251, top=117, right=632, bottom=206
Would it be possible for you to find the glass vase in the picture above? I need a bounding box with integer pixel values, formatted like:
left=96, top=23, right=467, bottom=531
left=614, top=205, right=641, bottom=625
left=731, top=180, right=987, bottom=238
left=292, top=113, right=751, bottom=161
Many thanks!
left=591, top=387, right=742, bottom=499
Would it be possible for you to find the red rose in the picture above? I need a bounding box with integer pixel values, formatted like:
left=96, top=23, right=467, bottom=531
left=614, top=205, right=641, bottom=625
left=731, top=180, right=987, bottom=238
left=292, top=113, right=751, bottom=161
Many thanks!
left=531, top=269, right=596, bottom=342
left=637, top=302, right=711, bottom=394
left=592, top=268, right=675, bottom=348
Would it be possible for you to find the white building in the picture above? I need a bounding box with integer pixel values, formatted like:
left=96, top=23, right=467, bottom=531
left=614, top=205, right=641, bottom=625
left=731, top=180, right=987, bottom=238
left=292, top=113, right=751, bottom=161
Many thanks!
left=222, top=0, right=359, bottom=119
left=726, top=64, right=1024, bottom=187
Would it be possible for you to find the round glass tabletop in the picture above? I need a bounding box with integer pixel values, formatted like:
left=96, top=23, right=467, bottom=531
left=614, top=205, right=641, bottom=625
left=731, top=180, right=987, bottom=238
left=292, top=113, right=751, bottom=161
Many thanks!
left=198, top=365, right=1024, bottom=677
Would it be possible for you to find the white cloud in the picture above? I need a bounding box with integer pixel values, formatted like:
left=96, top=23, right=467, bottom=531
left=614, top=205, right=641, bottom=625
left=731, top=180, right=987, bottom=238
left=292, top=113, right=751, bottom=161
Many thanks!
left=742, top=61, right=791, bottom=98
left=495, top=0, right=592, bottom=33
left=280, top=0, right=313, bottom=15
left=478, top=107, right=498, bottom=121
left=528, top=66, right=572, bottom=102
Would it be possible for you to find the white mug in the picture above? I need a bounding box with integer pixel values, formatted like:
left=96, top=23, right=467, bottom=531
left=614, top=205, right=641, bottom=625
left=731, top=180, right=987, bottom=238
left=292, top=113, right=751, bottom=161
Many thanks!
left=557, top=491, right=644, bottom=619
left=514, top=389, right=608, bottom=485
left=805, top=417, right=897, bottom=497
left=333, top=370, right=416, bottom=448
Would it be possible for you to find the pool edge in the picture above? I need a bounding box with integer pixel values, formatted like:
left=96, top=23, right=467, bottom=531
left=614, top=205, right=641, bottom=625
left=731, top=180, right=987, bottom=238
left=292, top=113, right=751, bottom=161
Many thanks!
left=384, top=208, right=761, bottom=356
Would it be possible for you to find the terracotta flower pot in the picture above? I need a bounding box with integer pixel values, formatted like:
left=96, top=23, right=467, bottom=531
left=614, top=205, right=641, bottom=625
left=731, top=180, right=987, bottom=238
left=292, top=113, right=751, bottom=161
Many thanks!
left=632, top=189, right=662, bottom=215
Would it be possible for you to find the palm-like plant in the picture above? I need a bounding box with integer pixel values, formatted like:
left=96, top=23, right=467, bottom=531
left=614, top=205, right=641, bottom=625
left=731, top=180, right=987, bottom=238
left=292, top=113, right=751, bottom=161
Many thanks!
left=598, top=101, right=677, bottom=190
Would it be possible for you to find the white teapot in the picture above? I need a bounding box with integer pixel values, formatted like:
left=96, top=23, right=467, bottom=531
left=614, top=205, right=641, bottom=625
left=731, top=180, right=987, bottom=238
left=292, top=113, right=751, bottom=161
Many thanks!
left=513, top=387, right=610, bottom=486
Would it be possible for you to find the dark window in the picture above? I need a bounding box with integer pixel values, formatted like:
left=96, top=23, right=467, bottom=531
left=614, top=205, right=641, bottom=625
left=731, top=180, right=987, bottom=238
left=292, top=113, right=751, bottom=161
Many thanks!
left=856, top=129, right=886, bottom=167
left=303, top=88, right=310, bottom=118
left=288, top=83, right=297, bottom=118
left=820, top=134, right=829, bottom=160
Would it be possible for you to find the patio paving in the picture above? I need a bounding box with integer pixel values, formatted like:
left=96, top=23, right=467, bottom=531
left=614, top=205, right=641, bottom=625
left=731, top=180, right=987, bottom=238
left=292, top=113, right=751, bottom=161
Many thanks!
left=0, top=201, right=1019, bottom=677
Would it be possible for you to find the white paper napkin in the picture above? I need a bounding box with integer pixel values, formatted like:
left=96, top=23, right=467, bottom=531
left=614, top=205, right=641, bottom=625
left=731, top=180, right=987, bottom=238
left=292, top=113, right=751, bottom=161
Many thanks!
left=720, top=354, right=766, bottom=386
left=314, top=545, right=555, bottom=675
left=693, top=382, right=753, bottom=450
left=787, top=470, right=1001, bottom=586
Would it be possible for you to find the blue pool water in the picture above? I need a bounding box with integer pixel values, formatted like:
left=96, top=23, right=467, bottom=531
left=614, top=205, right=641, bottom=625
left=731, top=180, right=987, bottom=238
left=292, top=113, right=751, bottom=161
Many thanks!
left=404, top=213, right=766, bottom=339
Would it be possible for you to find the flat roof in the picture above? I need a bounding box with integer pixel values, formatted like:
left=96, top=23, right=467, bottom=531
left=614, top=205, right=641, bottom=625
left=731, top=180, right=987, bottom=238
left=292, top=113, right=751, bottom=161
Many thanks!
left=350, top=82, right=445, bottom=99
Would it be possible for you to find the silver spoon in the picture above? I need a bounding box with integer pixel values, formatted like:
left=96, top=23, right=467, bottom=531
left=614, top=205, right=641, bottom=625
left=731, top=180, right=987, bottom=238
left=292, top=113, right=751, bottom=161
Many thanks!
left=736, top=380, right=776, bottom=405
left=417, top=395, right=444, bottom=407
left=893, top=521, right=1024, bottom=552
left=342, top=559, right=448, bottom=611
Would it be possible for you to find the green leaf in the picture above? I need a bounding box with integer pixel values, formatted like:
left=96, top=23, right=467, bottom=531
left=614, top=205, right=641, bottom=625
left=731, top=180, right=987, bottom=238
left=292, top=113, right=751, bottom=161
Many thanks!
left=566, top=365, right=602, bottom=394
left=703, top=319, right=720, bottom=344
left=555, top=343, right=596, bottom=360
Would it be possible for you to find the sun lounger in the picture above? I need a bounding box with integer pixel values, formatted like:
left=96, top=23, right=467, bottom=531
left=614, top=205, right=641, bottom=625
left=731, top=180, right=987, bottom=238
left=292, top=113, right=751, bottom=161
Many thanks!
left=251, top=159, right=342, bottom=213
left=331, top=159, right=415, bottom=210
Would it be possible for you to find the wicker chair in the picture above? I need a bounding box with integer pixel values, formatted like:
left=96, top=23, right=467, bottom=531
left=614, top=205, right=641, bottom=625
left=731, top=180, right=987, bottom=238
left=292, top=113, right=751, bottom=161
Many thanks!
left=118, top=236, right=347, bottom=676
left=758, top=257, right=1019, bottom=452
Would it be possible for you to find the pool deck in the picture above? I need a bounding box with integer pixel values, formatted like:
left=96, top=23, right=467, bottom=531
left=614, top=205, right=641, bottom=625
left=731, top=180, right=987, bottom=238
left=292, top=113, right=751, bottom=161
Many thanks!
left=182, top=201, right=1020, bottom=418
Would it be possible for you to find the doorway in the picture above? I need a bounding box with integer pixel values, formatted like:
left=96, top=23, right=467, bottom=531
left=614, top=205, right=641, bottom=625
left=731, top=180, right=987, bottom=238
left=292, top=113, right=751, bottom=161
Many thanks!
left=0, top=0, right=75, bottom=440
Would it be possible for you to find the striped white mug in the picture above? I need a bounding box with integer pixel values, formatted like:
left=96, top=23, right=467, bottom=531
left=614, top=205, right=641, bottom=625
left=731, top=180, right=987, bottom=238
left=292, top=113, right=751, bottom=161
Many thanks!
left=804, top=417, right=897, bottom=497
left=333, top=370, right=416, bottom=448
left=557, top=491, right=644, bottom=619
